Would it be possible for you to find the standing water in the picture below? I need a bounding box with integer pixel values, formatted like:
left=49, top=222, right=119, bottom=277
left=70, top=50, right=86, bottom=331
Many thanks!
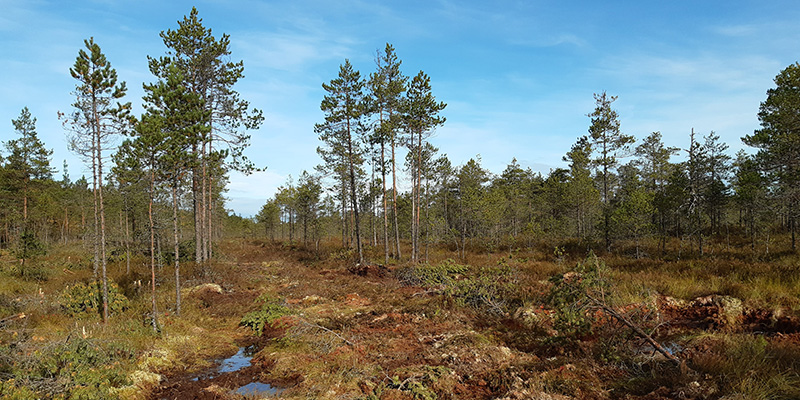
left=218, top=347, right=253, bottom=372
left=193, top=346, right=282, bottom=397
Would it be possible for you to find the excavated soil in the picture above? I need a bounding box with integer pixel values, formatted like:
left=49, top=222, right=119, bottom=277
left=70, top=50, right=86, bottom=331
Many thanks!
left=148, top=242, right=800, bottom=399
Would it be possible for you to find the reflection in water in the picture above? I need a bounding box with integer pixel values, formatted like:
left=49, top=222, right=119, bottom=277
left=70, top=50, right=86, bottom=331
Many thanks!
left=218, top=347, right=252, bottom=373
left=191, top=346, right=281, bottom=396
left=236, top=381, right=281, bottom=397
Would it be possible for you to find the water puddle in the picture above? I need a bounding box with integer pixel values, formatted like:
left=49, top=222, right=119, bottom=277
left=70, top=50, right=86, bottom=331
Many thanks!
left=189, top=346, right=282, bottom=397
left=639, top=341, right=683, bottom=356
left=191, top=345, right=259, bottom=381
left=235, top=381, right=281, bottom=397
left=219, top=347, right=253, bottom=373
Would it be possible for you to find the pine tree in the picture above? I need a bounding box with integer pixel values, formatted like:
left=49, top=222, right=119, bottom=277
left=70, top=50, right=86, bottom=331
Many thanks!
left=588, top=92, right=634, bottom=251
left=153, top=7, right=263, bottom=263
left=403, top=70, right=446, bottom=262
left=316, top=60, right=367, bottom=263
left=257, top=199, right=281, bottom=241
left=685, top=129, right=708, bottom=255
left=5, top=107, right=53, bottom=253
left=113, top=111, right=170, bottom=332
left=701, top=131, right=731, bottom=236
left=612, top=163, right=654, bottom=258
left=368, top=44, right=407, bottom=261
left=744, top=62, right=800, bottom=251
left=141, top=63, right=207, bottom=316
left=564, top=137, right=600, bottom=240
left=62, top=37, right=131, bottom=324
left=295, top=171, right=323, bottom=247
left=635, top=131, right=679, bottom=253
left=732, top=151, right=769, bottom=251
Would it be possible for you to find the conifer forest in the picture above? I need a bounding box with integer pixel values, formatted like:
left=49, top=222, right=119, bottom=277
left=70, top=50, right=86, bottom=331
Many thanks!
left=1, top=7, right=800, bottom=400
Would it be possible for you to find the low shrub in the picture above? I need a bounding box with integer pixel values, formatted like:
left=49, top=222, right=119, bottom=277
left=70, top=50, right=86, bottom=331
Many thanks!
left=395, top=258, right=468, bottom=286
left=546, top=253, right=610, bottom=338
left=0, top=336, right=130, bottom=399
left=396, top=259, right=519, bottom=315
left=60, top=280, right=129, bottom=318
left=13, top=262, right=52, bottom=282
left=240, top=294, right=293, bottom=336
left=15, top=231, right=46, bottom=261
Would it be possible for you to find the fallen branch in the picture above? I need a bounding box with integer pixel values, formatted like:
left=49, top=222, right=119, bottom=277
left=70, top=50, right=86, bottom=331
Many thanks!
left=0, top=313, right=26, bottom=328
left=411, top=286, right=445, bottom=297
left=583, top=291, right=681, bottom=365
left=296, top=318, right=356, bottom=347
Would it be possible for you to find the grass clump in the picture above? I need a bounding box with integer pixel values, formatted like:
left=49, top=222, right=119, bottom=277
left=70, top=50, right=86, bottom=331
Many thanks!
left=240, top=294, right=293, bottom=336
left=690, top=334, right=800, bottom=399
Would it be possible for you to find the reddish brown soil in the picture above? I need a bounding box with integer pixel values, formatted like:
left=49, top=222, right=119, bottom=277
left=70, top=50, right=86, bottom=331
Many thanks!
left=148, top=241, right=800, bottom=400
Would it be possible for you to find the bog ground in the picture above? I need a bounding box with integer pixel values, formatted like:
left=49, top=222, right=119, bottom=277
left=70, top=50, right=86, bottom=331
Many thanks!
left=1, top=238, right=799, bottom=399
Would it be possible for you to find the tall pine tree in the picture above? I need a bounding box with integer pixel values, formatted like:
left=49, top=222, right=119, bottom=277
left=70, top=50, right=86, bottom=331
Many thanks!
left=62, top=37, right=131, bottom=324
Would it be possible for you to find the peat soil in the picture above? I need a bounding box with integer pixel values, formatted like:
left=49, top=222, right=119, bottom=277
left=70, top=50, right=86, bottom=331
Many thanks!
left=148, top=241, right=800, bottom=399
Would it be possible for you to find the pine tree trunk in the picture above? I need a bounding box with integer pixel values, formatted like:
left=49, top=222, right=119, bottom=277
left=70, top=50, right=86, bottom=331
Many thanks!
left=193, top=143, right=202, bottom=263
left=602, top=143, right=610, bottom=252
left=416, top=130, right=423, bottom=262
left=373, top=172, right=378, bottom=248
left=63, top=208, right=68, bottom=245
left=204, top=141, right=213, bottom=261
left=200, top=142, right=208, bottom=263
left=382, top=142, right=389, bottom=264
left=340, top=174, right=346, bottom=247
left=125, top=209, right=130, bottom=275
left=425, top=176, right=430, bottom=263
left=391, top=136, right=401, bottom=259
left=410, top=132, right=417, bottom=263
left=173, top=183, right=181, bottom=316
left=149, top=170, right=158, bottom=332
left=92, top=132, right=100, bottom=279
left=22, top=178, right=28, bottom=227
left=346, top=119, right=363, bottom=264
left=99, top=157, right=109, bottom=324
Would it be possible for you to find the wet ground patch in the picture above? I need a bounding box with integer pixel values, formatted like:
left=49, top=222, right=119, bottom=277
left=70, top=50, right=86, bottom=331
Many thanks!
left=154, top=340, right=283, bottom=399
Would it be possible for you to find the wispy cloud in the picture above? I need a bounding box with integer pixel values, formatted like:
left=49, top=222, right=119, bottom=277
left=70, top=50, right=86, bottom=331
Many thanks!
left=233, top=30, right=357, bottom=73
left=711, top=24, right=758, bottom=37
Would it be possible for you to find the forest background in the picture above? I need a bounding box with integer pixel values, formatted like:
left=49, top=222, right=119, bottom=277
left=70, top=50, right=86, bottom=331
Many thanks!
left=3, top=0, right=800, bottom=217
left=2, top=0, right=800, bottom=320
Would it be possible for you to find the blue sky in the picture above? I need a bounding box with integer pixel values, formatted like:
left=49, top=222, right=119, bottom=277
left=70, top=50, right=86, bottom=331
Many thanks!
left=2, top=0, right=799, bottom=216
